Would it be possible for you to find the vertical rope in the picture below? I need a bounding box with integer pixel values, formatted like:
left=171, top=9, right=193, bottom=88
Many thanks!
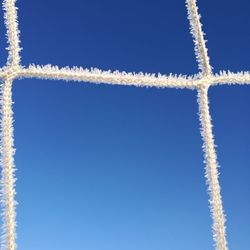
left=197, top=85, right=228, bottom=250
left=186, top=0, right=212, bottom=76
left=2, top=0, right=21, bottom=67
left=0, top=78, right=17, bottom=250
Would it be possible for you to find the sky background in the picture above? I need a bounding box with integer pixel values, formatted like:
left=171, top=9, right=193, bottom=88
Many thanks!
left=0, top=0, right=250, bottom=249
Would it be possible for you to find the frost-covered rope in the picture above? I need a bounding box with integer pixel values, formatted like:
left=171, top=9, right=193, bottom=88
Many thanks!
left=0, top=78, right=17, bottom=250
left=18, top=65, right=198, bottom=89
left=2, top=0, right=21, bottom=67
left=186, top=0, right=228, bottom=249
left=0, top=0, right=249, bottom=249
left=0, top=1, right=20, bottom=249
left=197, top=86, right=228, bottom=250
left=211, top=71, right=250, bottom=86
left=186, top=0, right=212, bottom=76
left=2, top=67, right=250, bottom=88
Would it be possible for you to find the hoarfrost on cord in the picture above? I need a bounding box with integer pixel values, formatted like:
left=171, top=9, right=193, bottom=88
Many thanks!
left=0, top=0, right=249, bottom=249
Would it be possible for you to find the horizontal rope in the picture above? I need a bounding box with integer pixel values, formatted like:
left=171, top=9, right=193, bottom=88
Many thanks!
left=1, top=66, right=250, bottom=89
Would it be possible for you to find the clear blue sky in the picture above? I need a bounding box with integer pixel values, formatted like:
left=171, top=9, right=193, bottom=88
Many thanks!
left=0, top=0, right=250, bottom=249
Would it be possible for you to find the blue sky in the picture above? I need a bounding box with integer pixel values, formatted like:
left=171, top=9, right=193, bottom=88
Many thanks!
left=0, top=0, right=250, bottom=249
